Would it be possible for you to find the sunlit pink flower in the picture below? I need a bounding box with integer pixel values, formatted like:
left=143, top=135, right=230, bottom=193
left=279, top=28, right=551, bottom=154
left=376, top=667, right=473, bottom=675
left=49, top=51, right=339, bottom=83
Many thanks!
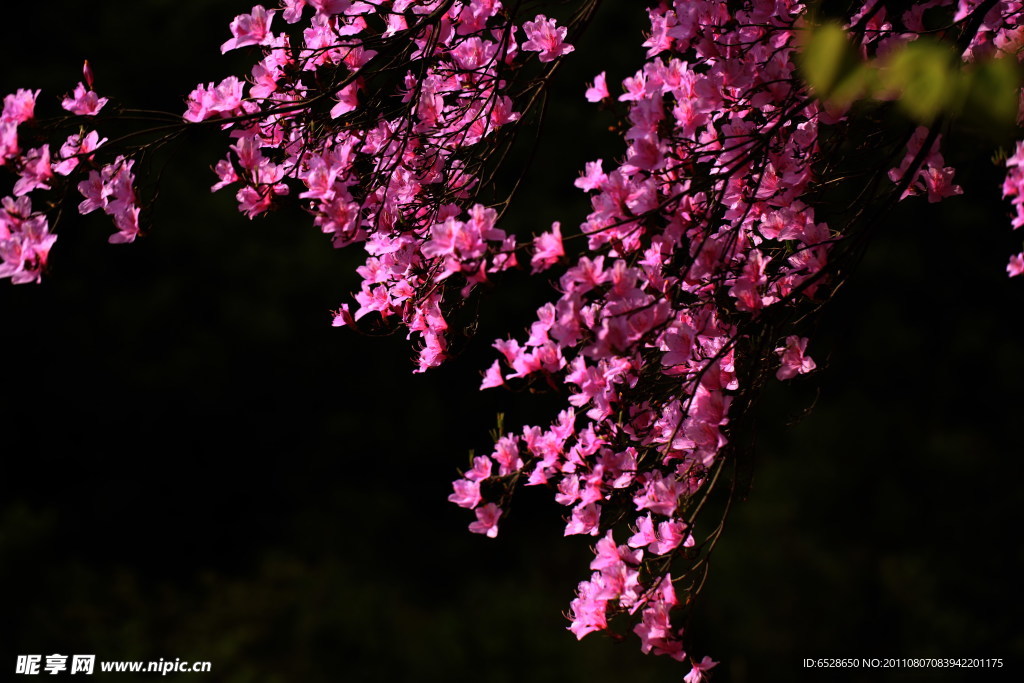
left=1, top=89, right=39, bottom=124
left=531, top=222, right=564, bottom=273
left=221, top=5, right=276, bottom=53
left=448, top=478, right=482, bottom=509
left=775, top=335, right=816, bottom=380
left=1007, top=252, right=1024, bottom=277
left=61, top=82, right=108, bottom=116
left=330, top=82, right=360, bottom=118
left=684, top=656, right=719, bottom=683
left=585, top=72, right=608, bottom=102
left=468, top=502, right=501, bottom=538
left=521, top=15, right=574, bottom=62
left=13, top=145, right=53, bottom=196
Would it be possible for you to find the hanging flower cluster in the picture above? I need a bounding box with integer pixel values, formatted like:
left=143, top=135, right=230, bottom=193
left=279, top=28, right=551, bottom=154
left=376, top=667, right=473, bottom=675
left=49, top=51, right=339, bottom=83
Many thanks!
left=193, top=1, right=583, bottom=372
left=451, top=0, right=830, bottom=666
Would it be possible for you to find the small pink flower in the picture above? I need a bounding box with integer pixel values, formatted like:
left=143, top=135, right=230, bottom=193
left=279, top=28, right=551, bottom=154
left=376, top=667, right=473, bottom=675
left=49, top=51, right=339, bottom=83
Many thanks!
left=468, top=503, right=501, bottom=538
left=77, top=170, right=108, bottom=215
left=480, top=360, right=505, bottom=389
left=574, top=160, right=606, bottom=192
left=564, top=502, right=601, bottom=536
left=2, top=89, right=39, bottom=124
left=61, top=82, right=108, bottom=116
left=13, top=145, right=53, bottom=196
left=54, top=130, right=106, bottom=176
left=331, top=303, right=355, bottom=328
left=568, top=575, right=608, bottom=639
left=531, top=222, right=564, bottom=273
left=1008, top=252, right=1024, bottom=277
left=585, top=72, right=608, bottom=102
left=309, top=0, right=351, bottom=16
left=210, top=158, right=239, bottom=192
left=330, top=82, right=360, bottom=118
left=448, top=478, right=482, bottom=509
left=465, top=455, right=493, bottom=482
left=521, top=15, right=574, bottom=63
left=108, top=203, right=141, bottom=244
left=221, top=5, right=276, bottom=53
left=492, top=435, right=523, bottom=476
left=627, top=513, right=658, bottom=548
left=281, top=0, right=307, bottom=23
left=1, top=121, right=19, bottom=160
left=183, top=77, right=245, bottom=122
left=775, top=335, right=816, bottom=380
left=684, top=656, right=719, bottom=683
left=649, top=519, right=693, bottom=555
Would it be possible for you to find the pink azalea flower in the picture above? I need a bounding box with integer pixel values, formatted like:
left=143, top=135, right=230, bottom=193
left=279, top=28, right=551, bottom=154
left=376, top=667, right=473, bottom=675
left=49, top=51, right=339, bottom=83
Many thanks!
left=574, top=160, right=606, bottom=192
left=221, top=5, right=276, bottom=53
left=54, top=130, right=106, bottom=176
left=0, top=121, right=19, bottom=161
left=468, top=502, right=501, bottom=538
left=531, top=221, right=564, bottom=273
left=684, top=656, right=719, bottom=683
left=480, top=360, right=505, bottom=389
left=920, top=165, right=963, bottom=203
left=521, top=15, right=574, bottom=63
left=564, top=502, right=601, bottom=536
left=281, top=0, right=307, bottom=23
left=309, top=0, right=352, bottom=16
left=183, top=77, right=245, bottom=122
left=13, top=146, right=53, bottom=196
left=415, top=328, right=447, bottom=373
left=568, top=574, right=609, bottom=639
left=331, top=303, right=355, bottom=328
left=1, top=89, right=39, bottom=124
left=627, top=513, right=658, bottom=548
left=0, top=197, right=56, bottom=285
left=492, top=435, right=523, bottom=476
left=1007, top=252, right=1024, bottom=277
left=210, top=158, right=239, bottom=192
left=249, top=62, right=280, bottom=99
left=330, top=82, right=360, bottom=118
left=632, top=577, right=686, bottom=660
left=729, top=248, right=769, bottom=311
left=448, top=478, right=482, bottom=509
left=775, top=335, right=816, bottom=380
left=585, top=72, right=608, bottom=102
left=465, top=455, right=493, bottom=482
left=108, top=203, right=141, bottom=244
left=649, top=519, right=693, bottom=555
left=61, top=82, right=108, bottom=116
left=633, top=471, right=685, bottom=517
left=77, top=170, right=108, bottom=215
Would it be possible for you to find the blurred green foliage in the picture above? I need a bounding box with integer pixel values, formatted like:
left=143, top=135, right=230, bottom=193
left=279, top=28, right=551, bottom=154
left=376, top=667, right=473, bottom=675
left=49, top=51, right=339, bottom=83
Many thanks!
left=800, top=22, right=1022, bottom=130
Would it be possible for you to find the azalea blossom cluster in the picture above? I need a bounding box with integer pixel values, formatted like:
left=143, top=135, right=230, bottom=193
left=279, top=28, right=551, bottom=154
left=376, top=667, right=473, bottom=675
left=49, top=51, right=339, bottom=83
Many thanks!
left=450, top=0, right=1022, bottom=671
left=1002, top=140, right=1024, bottom=275
left=0, top=62, right=142, bottom=283
left=452, top=0, right=831, bottom=666
left=184, top=0, right=582, bottom=373
left=2, top=0, right=1024, bottom=679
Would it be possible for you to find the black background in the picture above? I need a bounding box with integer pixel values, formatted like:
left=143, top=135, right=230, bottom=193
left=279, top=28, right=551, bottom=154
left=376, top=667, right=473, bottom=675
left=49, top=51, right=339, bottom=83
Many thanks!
left=1, top=2, right=1022, bottom=682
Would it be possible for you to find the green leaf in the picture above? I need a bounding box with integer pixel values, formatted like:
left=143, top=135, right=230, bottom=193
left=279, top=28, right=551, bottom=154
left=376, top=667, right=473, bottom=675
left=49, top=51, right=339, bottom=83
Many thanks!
left=875, top=40, right=957, bottom=123
left=963, top=57, right=1021, bottom=127
left=800, top=22, right=864, bottom=100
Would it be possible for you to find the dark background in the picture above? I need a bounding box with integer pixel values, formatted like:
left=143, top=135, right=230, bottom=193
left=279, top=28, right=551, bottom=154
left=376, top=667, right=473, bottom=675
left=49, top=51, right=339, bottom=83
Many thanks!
left=1, top=2, right=1022, bottom=682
